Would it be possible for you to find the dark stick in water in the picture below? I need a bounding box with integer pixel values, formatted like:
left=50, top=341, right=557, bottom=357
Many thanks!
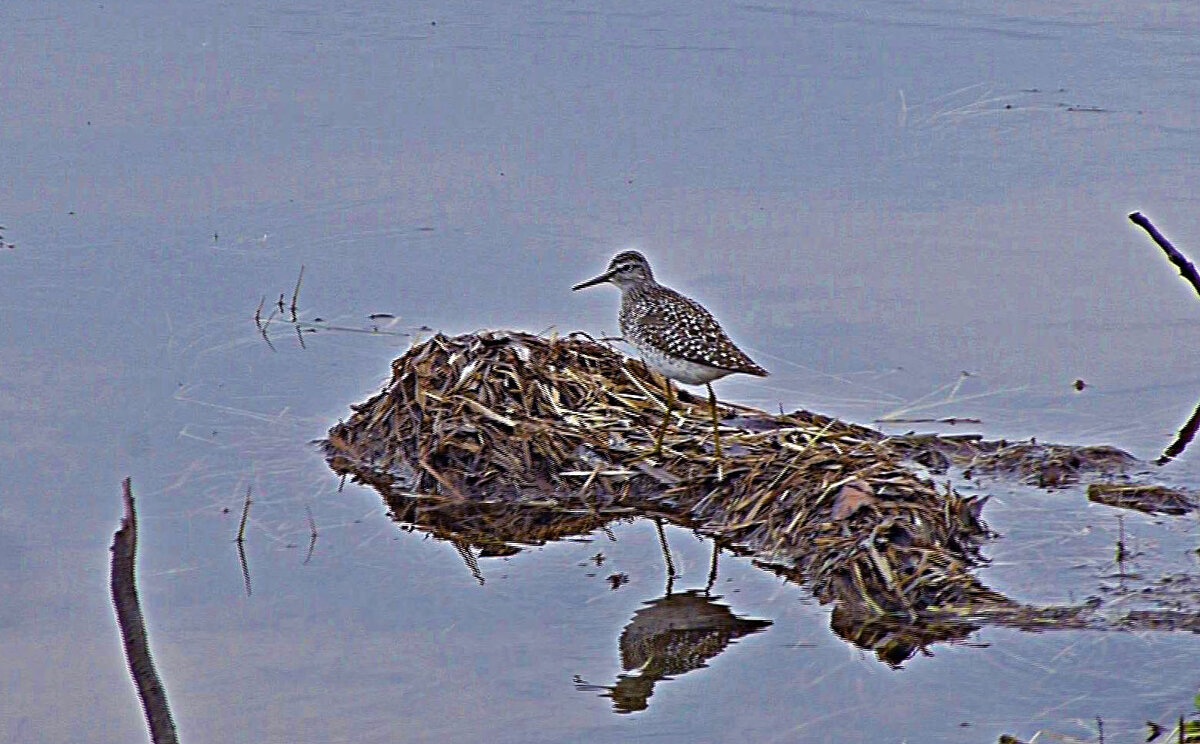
left=1129, top=211, right=1200, bottom=299
left=290, top=264, right=305, bottom=323
left=1129, top=212, right=1200, bottom=464
left=110, top=478, right=180, bottom=744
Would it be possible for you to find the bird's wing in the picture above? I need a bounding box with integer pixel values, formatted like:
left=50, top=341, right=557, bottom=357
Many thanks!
left=644, top=289, right=768, bottom=375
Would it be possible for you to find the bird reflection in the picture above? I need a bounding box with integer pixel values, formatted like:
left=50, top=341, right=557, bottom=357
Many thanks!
left=577, top=525, right=771, bottom=713
left=602, top=590, right=772, bottom=713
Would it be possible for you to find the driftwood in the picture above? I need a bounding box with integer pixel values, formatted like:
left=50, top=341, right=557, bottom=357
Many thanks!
left=1129, top=211, right=1200, bottom=299
left=110, top=478, right=179, bottom=744
left=324, top=331, right=1198, bottom=662
left=1128, top=211, right=1200, bottom=465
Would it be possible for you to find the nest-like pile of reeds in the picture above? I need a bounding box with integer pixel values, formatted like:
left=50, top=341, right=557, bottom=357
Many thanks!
left=326, top=330, right=1012, bottom=620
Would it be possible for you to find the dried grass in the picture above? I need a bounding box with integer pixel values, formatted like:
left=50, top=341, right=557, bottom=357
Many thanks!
left=325, top=330, right=1006, bottom=622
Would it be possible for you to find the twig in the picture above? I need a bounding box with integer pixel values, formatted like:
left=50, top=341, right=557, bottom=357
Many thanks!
left=296, top=321, right=409, bottom=337
left=1129, top=212, right=1200, bottom=299
left=110, top=478, right=180, bottom=744
left=258, top=308, right=277, bottom=352
left=1131, top=213, right=1200, bottom=464
left=236, top=486, right=253, bottom=595
left=1157, top=396, right=1200, bottom=465
left=237, top=540, right=252, bottom=597
left=874, top=417, right=982, bottom=425
left=303, top=505, right=318, bottom=565
left=290, top=265, right=305, bottom=323
left=236, top=485, right=252, bottom=543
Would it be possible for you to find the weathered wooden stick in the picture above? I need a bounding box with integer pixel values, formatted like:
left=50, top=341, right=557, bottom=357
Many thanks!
left=235, top=485, right=253, bottom=595
left=237, top=540, right=252, bottom=597
left=1158, top=396, right=1200, bottom=466
left=110, top=478, right=180, bottom=744
left=1129, top=212, right=1200, bottom=464
left=290, top=264, right=305, bottom=323
left=303, top=504, right=318, bottom=565
left=1129, top=211, right=1200, bottom=299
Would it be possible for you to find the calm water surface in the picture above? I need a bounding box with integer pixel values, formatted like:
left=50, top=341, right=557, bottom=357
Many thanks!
left=2, top=2, right=1199, bottom=742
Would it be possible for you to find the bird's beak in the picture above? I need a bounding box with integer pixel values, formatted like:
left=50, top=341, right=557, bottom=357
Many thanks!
left=572, top=270, right=615, bottom=291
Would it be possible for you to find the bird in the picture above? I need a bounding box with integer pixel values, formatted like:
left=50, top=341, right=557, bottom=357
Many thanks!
left=572, top=250, right=768, bottom=460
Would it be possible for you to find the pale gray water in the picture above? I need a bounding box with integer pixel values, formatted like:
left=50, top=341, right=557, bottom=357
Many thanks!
left=2, top=2, right=1199, bottom=742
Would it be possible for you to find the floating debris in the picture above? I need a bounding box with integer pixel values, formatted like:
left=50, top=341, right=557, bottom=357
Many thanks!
left=607, top=572, right=631, bottom=590
left=324, top=330, right=1200, bottom=661
left=1087, top=482, right=1196, bottom=515
left=326, top=331, right=1000, bottom=622
left=890, top=434, right=1138, bottom=488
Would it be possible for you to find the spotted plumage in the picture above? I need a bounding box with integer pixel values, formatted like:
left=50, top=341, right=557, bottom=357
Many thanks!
left=572, top=250, right=768, bottom=463
left=573, top=250, right=768, bottom=384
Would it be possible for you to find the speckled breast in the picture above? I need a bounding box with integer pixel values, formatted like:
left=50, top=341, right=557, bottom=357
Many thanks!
left=628, top=339, right=732, bottom=386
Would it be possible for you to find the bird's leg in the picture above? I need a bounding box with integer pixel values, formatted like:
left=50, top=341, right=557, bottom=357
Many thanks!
left=652, top=377, right=675, bottom=457
left=707, top=382, right=723, bottom=461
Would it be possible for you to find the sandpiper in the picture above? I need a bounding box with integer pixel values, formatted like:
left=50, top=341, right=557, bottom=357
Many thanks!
left=572, top=250, right=768, bottom=459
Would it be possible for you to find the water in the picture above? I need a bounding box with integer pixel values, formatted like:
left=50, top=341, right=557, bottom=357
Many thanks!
left=3, top=2, right=1199, bottom=742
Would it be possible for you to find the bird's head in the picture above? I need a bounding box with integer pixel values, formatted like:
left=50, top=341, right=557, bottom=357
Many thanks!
left=572, top=250, right=654, bottom=291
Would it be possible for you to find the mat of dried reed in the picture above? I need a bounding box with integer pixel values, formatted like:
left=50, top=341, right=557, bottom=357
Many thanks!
left=325, top=330, right=1016, bottom=620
